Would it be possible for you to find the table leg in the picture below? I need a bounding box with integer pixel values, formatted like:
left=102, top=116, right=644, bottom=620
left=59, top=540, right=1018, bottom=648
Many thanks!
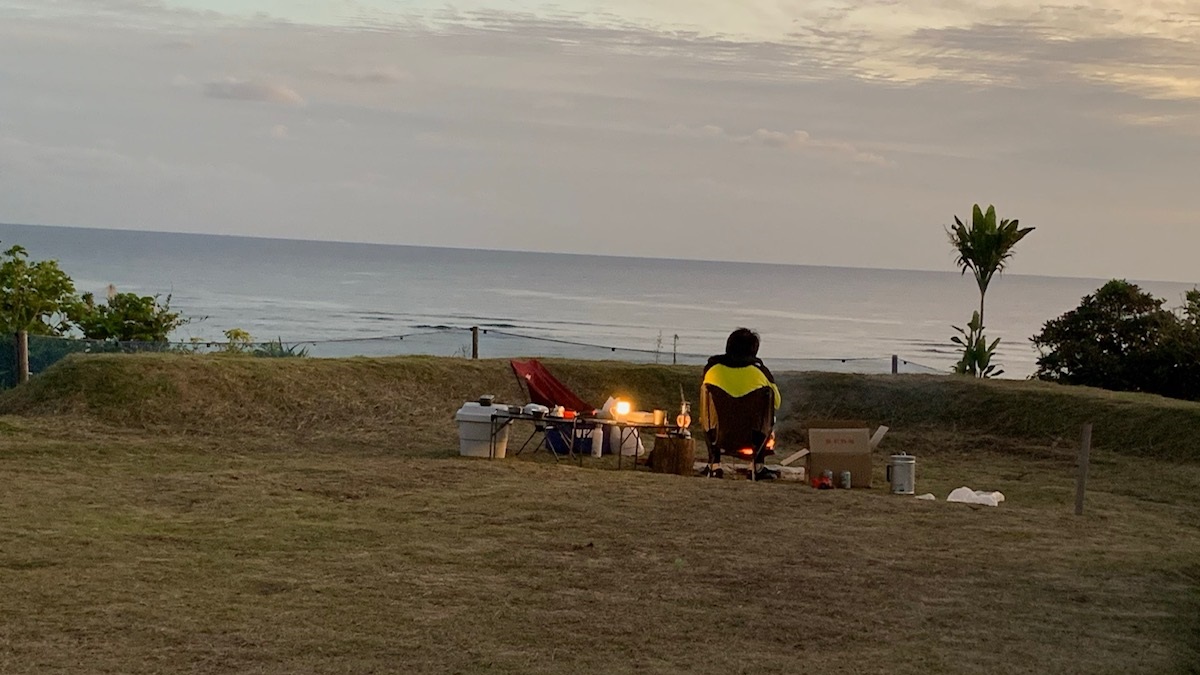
left=489, top=415, right=497, bottom=459
left=557, top=423, right=572, bottom=463
left=617, top=425, right=623, bottom=470
left=489, top=416, right=514, bottom=459
left=575, top=419, right=584, bottom=467
left=628, top=427, right=637, bottom=470
left=617, top=425, right=639, bottom=470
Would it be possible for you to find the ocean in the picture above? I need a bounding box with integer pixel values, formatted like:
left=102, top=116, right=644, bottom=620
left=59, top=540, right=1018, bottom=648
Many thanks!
left=2, top=222, right=1196, bottom=378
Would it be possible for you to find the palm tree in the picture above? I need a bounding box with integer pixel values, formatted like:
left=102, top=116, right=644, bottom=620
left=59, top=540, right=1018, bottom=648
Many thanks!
left=947, top=204, right=1035, bottom=327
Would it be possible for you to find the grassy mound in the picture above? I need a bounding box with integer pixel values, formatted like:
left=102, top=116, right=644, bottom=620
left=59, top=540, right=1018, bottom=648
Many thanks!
left=779, top=372, right=1200, bottom=460
left=2, top=354, right=1199, bottom=673
left=0, top=355, right=704, bottom=453
left=3, top=353, right=1200, bottom=459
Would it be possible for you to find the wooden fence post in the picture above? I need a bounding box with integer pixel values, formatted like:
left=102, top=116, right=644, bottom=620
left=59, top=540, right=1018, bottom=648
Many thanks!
left=891, top=355, right=899, bottom=374
left=1075, top=423, right=1092, bottom=516
left=16, top=330, right=29, bottom=385
left=471, top=326, right=479, bottom=359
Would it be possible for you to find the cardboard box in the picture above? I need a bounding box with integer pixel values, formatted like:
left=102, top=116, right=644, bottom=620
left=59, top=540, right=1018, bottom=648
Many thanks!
left=807, top=420, right=878, bottom=488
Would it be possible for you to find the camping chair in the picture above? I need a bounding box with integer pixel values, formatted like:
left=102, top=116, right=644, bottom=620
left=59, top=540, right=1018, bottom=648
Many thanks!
left=510, top=359, right=593, bottom=412
left=510, top=359, right=597, bottom=459
left=699, top=384, right=776, bottom=481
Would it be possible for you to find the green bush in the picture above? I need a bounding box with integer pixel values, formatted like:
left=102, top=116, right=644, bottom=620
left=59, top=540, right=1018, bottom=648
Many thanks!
left=1032, top=280, right=1200, bottom=401
left=72, top=292, right=187, bottom=342
left=0, top=245, right=77, bottom=335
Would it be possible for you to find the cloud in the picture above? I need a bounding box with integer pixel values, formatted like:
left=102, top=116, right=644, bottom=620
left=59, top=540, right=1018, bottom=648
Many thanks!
left=533, top=97, right=574, bottom=111
left=158, top=38, right=197, bottom=50
left=1114, top=113, right=1192, bottom=129
left=2, top=2, right=1199, bottom=280
left=269, top=124, right=290, bottom=140
left=202, top=78, right=304, bottom=105
left=0, top=133, right=269, bottom=188
left=310, top=66, right=408, bottom=84
left=672, top=124, right=893, bottom=167
left=747, top=128, right=808, bottom=149
left=901, top=21, right=1200, bottom=99
left=0, top=0, right=222, bottom=31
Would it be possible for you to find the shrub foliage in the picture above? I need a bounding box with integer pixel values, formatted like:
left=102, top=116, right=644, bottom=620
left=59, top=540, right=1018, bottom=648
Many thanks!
left=1032, top=280, right=1200, bottom=401
left=72, top=292, right=188, bottom=342
left=0, top=245, right=77, bottom=335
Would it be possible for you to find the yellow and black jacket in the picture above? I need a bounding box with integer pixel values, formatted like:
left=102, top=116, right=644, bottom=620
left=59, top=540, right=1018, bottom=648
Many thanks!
left=699, top=354, right=781, bottom=456
left=701, top=354, right=781, bottom=410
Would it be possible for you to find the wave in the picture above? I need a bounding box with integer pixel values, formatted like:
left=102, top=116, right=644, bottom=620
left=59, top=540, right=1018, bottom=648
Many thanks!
left=488, top=287, right=901, bottom=326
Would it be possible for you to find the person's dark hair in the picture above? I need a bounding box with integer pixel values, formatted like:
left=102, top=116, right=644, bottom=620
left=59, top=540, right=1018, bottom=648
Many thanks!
left=725, top=328, right=760, bottom=358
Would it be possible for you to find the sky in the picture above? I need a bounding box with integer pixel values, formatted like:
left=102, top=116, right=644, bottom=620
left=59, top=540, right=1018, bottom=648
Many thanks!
left=0, top=0, right=1197, bottom=281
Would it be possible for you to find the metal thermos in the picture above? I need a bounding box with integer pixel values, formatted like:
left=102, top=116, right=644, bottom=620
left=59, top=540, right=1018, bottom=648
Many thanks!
left=887, top=453, right=917, bottom=494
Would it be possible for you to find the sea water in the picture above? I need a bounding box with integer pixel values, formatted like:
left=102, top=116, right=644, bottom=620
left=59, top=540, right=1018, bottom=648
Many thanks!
left=2, top=222, right=1195, bottom=378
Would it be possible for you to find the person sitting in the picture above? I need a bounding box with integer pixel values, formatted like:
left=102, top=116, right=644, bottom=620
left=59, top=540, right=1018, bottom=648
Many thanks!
left=699, top=328, right=781, bottom=480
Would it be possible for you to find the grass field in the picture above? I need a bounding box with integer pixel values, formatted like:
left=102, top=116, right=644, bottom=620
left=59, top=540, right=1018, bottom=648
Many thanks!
left=1, top=355, right=1198, bottom=674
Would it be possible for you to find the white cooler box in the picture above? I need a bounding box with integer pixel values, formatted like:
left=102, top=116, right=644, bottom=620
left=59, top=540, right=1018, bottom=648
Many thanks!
left=455, top=402, right=509, bottom=458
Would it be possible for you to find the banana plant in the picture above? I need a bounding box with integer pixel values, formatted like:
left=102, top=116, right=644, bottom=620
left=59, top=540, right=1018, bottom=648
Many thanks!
left=947, top=204, right=1033, bottom=377
left=948, top=204, right=1035, bottom=327
left=951, top=311, right=1003, bottom=378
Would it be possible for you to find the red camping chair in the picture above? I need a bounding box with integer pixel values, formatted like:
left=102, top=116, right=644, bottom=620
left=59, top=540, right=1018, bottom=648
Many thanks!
left=510, top=359, right=594, bottom=413
left=510, top=359, right=597, bottom=459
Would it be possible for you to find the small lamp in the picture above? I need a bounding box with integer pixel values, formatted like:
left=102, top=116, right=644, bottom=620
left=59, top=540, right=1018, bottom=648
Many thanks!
left=614, top=399, right=631, bottom=418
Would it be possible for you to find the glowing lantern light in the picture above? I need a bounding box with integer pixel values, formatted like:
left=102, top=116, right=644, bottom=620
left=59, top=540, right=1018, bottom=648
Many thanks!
left=614, top=399, right=632, bottom=417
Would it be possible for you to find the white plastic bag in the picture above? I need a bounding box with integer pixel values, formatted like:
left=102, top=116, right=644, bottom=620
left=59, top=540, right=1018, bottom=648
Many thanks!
left=946, top=487, right=1004, bottom=507
left=607, top=426, right=646, bottom=456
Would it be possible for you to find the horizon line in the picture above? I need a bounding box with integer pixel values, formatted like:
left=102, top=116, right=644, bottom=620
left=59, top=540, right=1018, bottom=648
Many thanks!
left=1, top=220, right=1196, bottom=287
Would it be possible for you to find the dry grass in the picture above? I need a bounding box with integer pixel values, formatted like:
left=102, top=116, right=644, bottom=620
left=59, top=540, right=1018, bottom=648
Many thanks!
left=1, top=355, right=1198, bottom=674
left=6, top=353, right=1200, bottom=459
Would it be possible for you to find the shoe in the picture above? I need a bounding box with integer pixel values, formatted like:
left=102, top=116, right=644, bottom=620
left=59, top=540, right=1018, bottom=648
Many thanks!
left=751, top=467, right=779, bottom=481
left=699, top=466, right=725, bottom=479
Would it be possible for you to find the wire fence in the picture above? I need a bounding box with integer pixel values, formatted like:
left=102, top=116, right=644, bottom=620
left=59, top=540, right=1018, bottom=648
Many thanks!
left=0, top=326, right=941, bottom=388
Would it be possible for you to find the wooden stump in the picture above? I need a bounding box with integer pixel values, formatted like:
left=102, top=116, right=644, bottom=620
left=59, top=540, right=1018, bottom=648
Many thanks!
left=649, top=435, right=695, bottom=476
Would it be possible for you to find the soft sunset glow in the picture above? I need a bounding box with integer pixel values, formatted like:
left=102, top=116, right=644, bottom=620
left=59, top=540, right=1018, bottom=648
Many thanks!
left=1, top=0, right=1197, bottom=280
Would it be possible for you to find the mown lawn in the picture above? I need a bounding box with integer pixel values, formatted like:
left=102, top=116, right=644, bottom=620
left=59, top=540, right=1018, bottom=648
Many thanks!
left=2, top=415, right=1197, bottom=674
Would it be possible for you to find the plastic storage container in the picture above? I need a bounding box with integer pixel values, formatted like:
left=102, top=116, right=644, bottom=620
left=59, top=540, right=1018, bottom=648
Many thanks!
left=455, top=402, right=509, bottom=458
